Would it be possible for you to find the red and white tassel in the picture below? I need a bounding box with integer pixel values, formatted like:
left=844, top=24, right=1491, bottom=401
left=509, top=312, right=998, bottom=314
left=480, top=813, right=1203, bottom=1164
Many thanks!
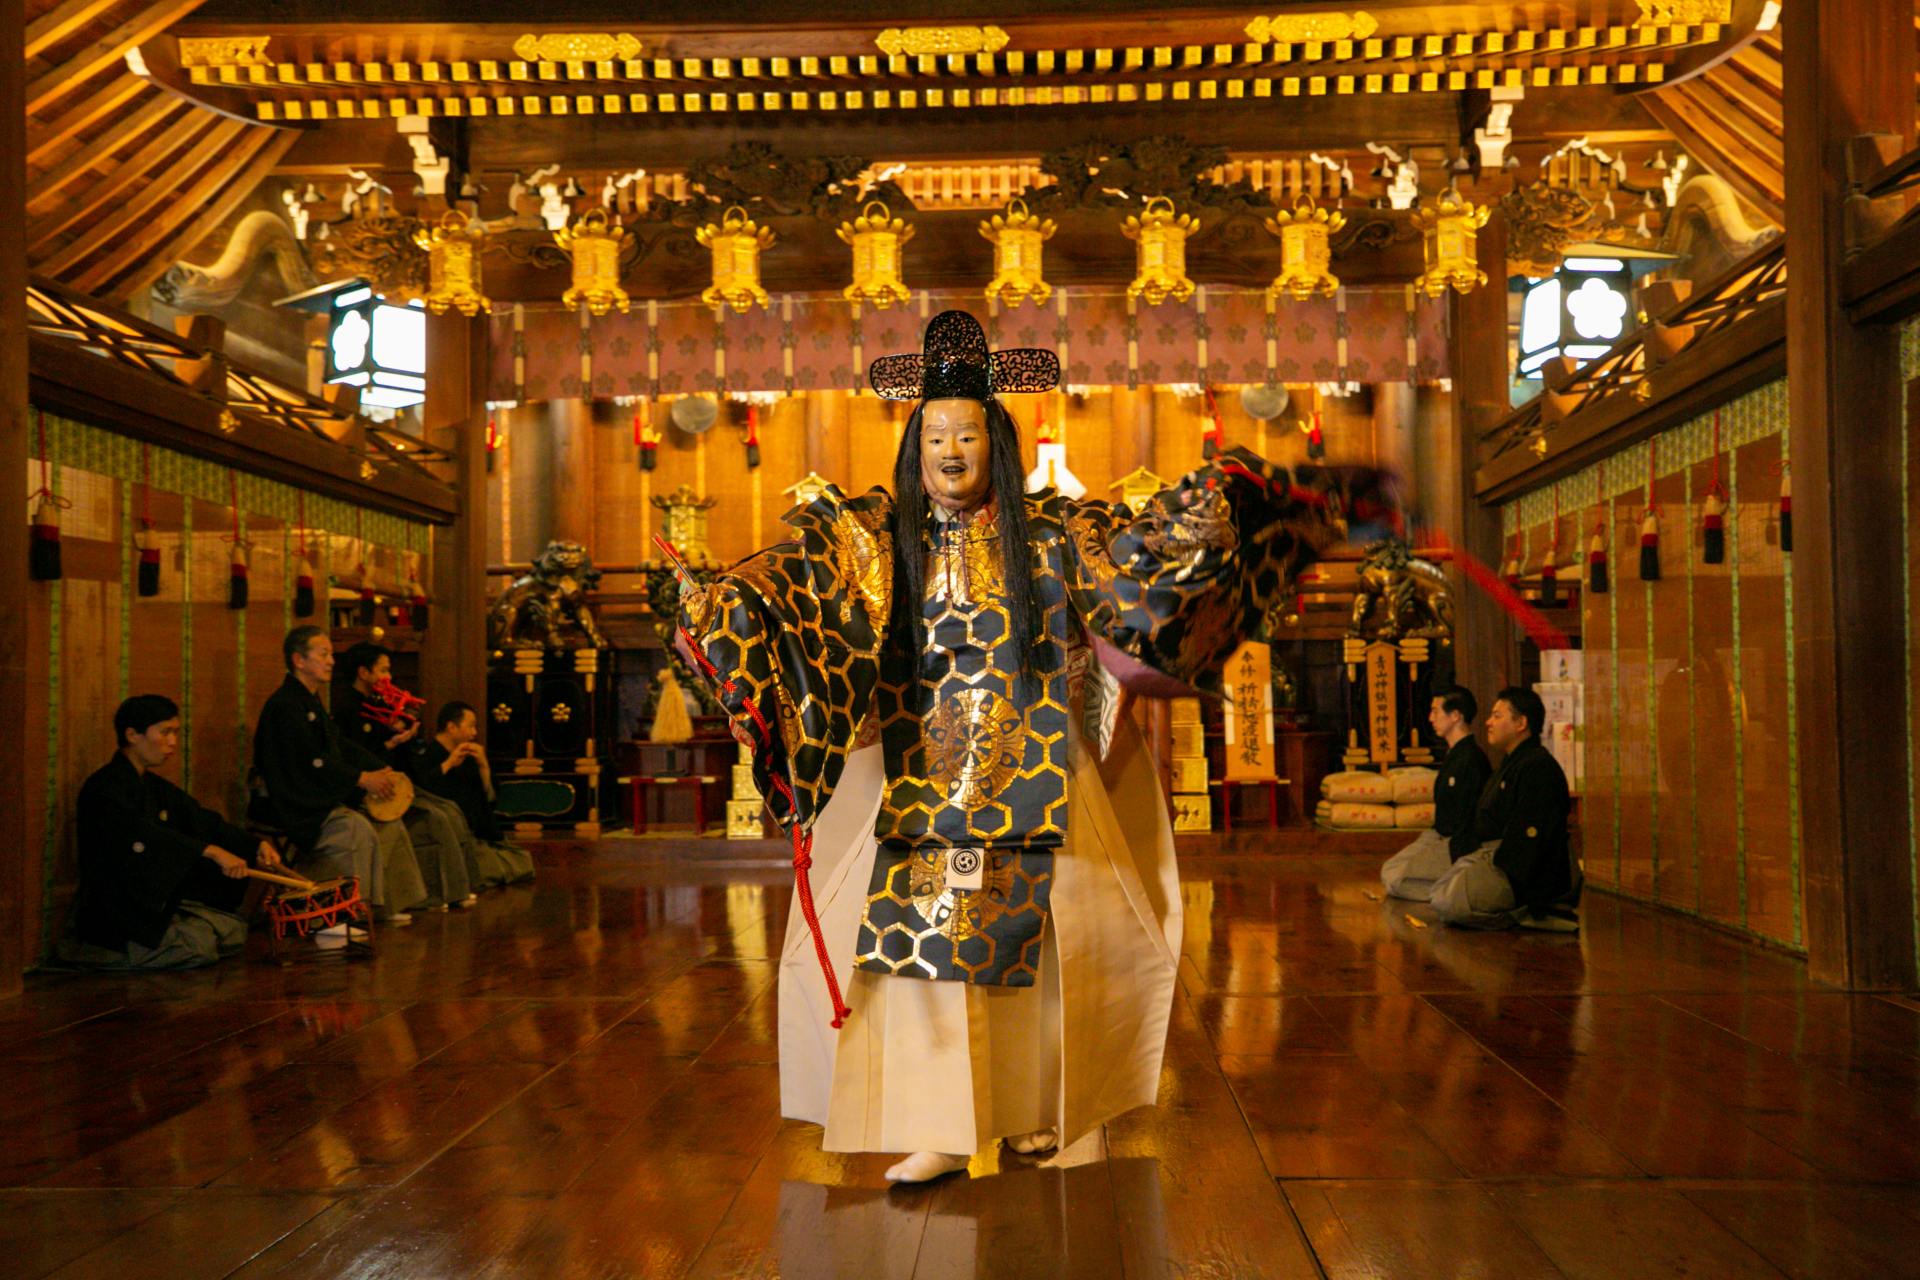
left=1306, top=409, right=1325, bottom=461
left=29, top=492, right=61, bottom=581
left=137, top=524, right=161, bottom=597
left=228, top=541, right=249, bottom=609
left=1779, top=468, right=1793, bottom=552
left=1702, top=489, right=1726, bottom=564
left=1638, top=508, right=1661, bottom=581
left=1587, top=526, right=1609, bottom=594
left=745, top=405, right=761, bottom=469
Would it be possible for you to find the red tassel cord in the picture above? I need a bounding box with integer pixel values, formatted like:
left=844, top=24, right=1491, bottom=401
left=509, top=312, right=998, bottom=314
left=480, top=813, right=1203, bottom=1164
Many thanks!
left=136, top=442, right=160, bottom=597
left=635, top=401, right=659, bottom=471
left=225, top=472, right=248, bottom=610
left=1638, top=441, right=1661, bottom=582
left=1702, top=409, right=1727, bottom=565
left=1779, top=465, right=1793, bottom=552
left=29, top=409, right=68, bottom=581
left=1539, top=489, right=1561, bottom=607
left=1587, top=463, right=1609, bottom=595
left=1201, top=388, right=1221, bottom=459
left=654, top=532, right=851, bottom=1028
left=745, top=404, right=761, bottom=469
left=293, top=492, right=316, bottom=618
left=1306, top=408, right=1325, bottom=461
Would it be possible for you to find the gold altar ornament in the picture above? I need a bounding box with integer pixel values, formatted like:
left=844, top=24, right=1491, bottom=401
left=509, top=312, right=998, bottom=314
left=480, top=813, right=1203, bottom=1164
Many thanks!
left=1122, top=197, right=1198, bottom=306
left=511, top=32, right=643, bottom=62
left=1264, top=198, right=1346, bottom=302
left=697, top=205, right=775, bottom=313
left=839, top=201, right=915, bottom=309
left=1413, top=189, right=1491, bottom=298
left=555, top=208, right=631, bottom=316
left=650, top=484, right=720, bottom=566
left=874, top=25, right=1010, bottom=57
left=1243, top=12, right=1379, bottom=42
left=413, top=209, right=489, bottom=316
left=980, top=199, right=1056, bottom=307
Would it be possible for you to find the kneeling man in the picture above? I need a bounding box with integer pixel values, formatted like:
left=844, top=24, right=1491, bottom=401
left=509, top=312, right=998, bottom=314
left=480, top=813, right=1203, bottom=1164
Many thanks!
left=59, top=695, right=285, bottom=969
left=1382, top=685, right=1491, bottom=900
left=1430, top=686, right=1579, bottom=932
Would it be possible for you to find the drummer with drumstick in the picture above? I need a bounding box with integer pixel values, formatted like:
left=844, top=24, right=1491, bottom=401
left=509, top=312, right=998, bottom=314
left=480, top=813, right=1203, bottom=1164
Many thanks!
left=251, top=626, right=431, bottom=934
left=55, top=694, right=286, bottom=969
left=335, top=642, right=481, bottom=911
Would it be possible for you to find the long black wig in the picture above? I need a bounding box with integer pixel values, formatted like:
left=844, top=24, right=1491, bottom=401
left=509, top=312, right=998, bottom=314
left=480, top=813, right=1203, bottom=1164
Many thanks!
left=889, top=397, right=1046, bottom=686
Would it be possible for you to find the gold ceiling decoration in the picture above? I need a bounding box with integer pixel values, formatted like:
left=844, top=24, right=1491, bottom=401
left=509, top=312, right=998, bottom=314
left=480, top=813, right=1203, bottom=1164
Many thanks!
left=511, top=33, right=644, bottom=62
left=697, top=206, right=776, bottom=313
left=309, top=213, right=428, bottom=302
left=874, top=25, right=1011, bottom=58
left=1264, top=198, right=1346, bottom=301
left=1123, top=197, right=1199, bottom=306
left=555, top=208, right=631, bottom=316
left=1413, top=189, right=1492, bottom=297
left=1243, top=12, right=1379, bottom=43
left=414, top=210, right=490, bottom=316
left=980, top=199, right=1057, bottom=308
left=1634, top=0, right=1729, bottom=22
left=839, top=200, right=915, bottom=309
left=177, top=36, right=271, bottom=67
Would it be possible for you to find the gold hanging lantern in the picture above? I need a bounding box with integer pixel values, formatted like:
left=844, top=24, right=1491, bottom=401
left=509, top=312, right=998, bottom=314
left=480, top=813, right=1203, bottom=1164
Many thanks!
left=413, top=209, right=490, bottom=316
left=979, top=198, right=1056, bottom=307
left=555, top=207, right=631, bottom=316
left=1263, top=198, right=1347, bottom=302
left=1122, top=197, right=1198, bottom=306
left=838, top=200, right=914, bottom=309
left=697, top=205, right=775, bottom=313
left=1413, top=189, right=1492, bottom=298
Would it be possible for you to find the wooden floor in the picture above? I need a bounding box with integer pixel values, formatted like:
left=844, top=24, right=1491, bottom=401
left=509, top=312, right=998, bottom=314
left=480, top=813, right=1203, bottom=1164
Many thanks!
left=4, top=837, right=1919, bottom=1279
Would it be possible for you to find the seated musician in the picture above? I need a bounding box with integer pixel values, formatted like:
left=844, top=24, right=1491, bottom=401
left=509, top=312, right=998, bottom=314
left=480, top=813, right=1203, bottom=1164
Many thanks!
left=335, top=643, right=481, bottom=909
left=55, top=695, right=285, bottom=970
left=252, top=625, right=429, bottom=929
left=1381, top=685, right=1492, bottom=901
left=411, top=701, right=536, bottom=886
left=1429, top=686, right=1580, bottom=932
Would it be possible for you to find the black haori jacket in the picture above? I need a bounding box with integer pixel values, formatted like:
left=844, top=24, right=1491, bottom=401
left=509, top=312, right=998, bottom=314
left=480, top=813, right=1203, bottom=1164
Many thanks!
left=71, top=754, right=255, bottom=950
left=1474, top=736, right=1575, bottom=910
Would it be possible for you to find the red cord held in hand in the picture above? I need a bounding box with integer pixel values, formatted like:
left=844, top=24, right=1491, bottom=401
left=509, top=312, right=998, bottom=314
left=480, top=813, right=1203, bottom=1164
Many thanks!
left=653, top=533, right=852, bottom=1028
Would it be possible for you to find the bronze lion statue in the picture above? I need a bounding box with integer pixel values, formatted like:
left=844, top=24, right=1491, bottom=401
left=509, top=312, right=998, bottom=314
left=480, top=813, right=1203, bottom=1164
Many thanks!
left=1348, top=538, right=1454, bottom=642
left=488, top=540, right=608, bottom=650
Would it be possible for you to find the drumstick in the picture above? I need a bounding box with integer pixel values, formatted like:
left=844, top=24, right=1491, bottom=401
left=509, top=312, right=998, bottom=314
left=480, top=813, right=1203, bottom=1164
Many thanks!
left=246, top=867, right=320, bottom=891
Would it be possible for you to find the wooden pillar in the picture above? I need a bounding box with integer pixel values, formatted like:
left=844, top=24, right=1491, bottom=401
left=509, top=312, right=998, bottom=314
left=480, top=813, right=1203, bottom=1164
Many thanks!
left=1372, top=381, right=1419, bottom=501
left=1783, top=0, right=1917, bottom=989
left=0, top=0, right=27, bottom=996
left=422, top=313, right=490, bottom=720
left=548, top=398, right=597, bottom=549
left=1442, top=212, right=1512, bottom=705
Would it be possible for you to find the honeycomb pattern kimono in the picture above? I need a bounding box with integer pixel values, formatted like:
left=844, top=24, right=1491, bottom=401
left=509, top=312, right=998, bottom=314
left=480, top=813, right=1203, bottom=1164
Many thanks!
left=676, top=446, right=1356, bottom=1155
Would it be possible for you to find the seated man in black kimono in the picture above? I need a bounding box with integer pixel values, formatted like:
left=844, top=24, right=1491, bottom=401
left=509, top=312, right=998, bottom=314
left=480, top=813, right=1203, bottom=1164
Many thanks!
left=1430, top=686, right=1580, bottom=932
left=411, top=701, right=535, bottom=886
left=1382, top=685, right=1493, bottom=900
left=335, top=642, right=479, bottom=909
left=252, top=625, right=428, bottom=927
left=56, top=695, right=284, bottom=969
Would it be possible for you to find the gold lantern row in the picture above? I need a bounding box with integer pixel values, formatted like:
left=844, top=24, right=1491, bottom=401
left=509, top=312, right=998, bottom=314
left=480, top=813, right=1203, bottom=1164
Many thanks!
left=839, top=200, right=915, bottom=309
left=1264, top=198, right=1346, bottom=302
left=980, top=198, right=1057, bottom=307
left=697, top=205, right=776, bottom=313
left=1414, top=189, right=1491, bottom=298
left=556, top=207, right=632, bottom=316
left=415, top=209, right=490, bottom=316
left=1123, top=196, right=1199, bottom=306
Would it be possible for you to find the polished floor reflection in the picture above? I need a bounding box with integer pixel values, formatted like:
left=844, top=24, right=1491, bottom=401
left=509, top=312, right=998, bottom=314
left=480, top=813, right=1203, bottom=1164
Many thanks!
left=2, top=839, right=1917, bottom=1278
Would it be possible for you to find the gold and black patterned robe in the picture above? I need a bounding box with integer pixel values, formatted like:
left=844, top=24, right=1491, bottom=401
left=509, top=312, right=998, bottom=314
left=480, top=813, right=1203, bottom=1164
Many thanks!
left=677, top=446, right=1349, bottom=986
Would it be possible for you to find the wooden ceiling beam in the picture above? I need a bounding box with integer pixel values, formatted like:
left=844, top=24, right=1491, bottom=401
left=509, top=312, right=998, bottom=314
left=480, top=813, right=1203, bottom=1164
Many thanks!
left=25, top=0, right=128, bottom=60
left=25, top=75, right=146, bottom=165
left=109, top=131, right=301, bottom=298
left=24, top=94, right=180, bottom=209
left=27, top=107, right=221, bottom=252
left=25, top=0, right=209, bottom=115
left=1639, top=90, right=1782, bottom=221
left=37, top=116, right=248, bottom=276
